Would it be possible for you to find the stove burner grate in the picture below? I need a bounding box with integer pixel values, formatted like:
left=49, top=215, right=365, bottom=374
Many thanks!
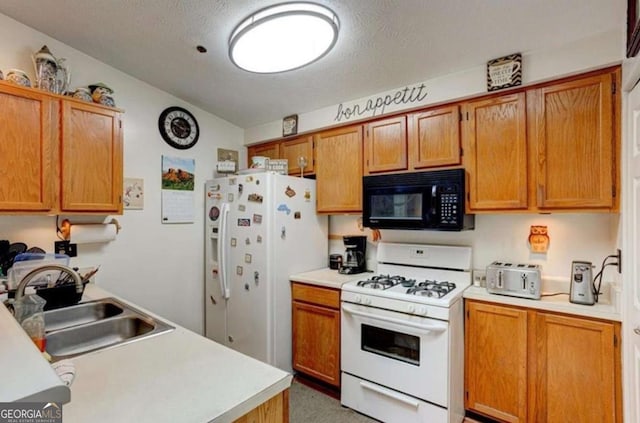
left=406, top=280, right=456, bottom=298
left=356, top=274, right=416, bottom=290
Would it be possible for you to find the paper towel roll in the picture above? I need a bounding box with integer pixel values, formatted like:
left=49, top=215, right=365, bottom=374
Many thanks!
left=70, top=223, right=118, bottom=244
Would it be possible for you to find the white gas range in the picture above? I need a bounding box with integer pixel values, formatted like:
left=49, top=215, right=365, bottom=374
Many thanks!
left=340, top=242, right=471, bottom=423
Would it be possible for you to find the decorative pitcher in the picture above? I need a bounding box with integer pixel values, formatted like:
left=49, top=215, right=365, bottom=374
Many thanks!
left=32, top=45, right=70, bottom=94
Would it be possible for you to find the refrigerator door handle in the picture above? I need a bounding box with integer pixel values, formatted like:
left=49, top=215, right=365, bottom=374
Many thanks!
left=218, top=202, right=231, bottom=299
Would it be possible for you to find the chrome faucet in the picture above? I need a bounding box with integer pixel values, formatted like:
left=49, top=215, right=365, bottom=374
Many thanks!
left=14, top=264, right=83, bottom=301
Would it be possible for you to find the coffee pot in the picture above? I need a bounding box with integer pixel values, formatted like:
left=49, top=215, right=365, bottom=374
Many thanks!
left=339, top=235, right=367, bottom=275
left=32, top=45, right=70, bottom=95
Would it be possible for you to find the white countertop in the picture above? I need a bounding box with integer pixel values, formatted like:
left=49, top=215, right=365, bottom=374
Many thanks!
left=289, top=267, right=369, bottom=289
left=2, top=284, right=291, bottom=422
left=463, top=285, right=621, bottom=322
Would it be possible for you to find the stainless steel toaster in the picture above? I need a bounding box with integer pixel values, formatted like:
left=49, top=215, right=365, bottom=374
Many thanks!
left=486, top=261, right=542, bottom=300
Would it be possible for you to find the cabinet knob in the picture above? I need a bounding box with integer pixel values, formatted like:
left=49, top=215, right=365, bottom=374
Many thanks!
left=209, top=295, right=216, bottom=305
left=634, top=327, right=640, bottom=336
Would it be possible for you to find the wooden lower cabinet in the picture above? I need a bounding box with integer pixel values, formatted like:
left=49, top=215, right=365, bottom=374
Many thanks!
left=233, top=389, right=289, bottom=423
left=465, top=301, right=528, bottom=422
left=291, top=282, right=341, bottom=387
left=465, top=299, right=621, bottom=423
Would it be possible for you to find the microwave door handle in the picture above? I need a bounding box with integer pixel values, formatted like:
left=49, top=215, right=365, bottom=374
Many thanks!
left=430, top=185, right=438, bottom=215
left=341, top=304, right=446, bottom=333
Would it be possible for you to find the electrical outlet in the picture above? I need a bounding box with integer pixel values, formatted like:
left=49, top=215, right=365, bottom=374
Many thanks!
left=616, top=248, right=622, bottom=274
left=472, top=269, right=486, bottom=287
left=54, top=241, right=77, bottom=257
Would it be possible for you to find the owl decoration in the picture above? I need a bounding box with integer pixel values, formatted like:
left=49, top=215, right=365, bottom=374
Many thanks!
left=528, top=225, right=550, bottom=253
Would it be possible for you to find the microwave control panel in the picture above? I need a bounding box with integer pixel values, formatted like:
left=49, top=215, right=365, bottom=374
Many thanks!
left=439, top=187, right=460, bottom=225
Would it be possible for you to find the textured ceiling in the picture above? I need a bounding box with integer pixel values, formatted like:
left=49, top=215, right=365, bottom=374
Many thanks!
left=0, top=0, right=624, bottom=128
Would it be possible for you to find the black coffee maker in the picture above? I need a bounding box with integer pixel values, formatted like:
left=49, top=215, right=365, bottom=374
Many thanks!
left=339, top=235, right=367, bottom=274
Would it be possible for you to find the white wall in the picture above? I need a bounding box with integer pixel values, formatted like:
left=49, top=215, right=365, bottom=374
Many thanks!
left=0, top=13, right=245, bottom=333
left=329, top=214, right=620, bottom=282
left=248, top=28, right=624, bottom=286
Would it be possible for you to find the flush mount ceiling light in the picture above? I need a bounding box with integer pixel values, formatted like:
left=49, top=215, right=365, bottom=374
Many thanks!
left=229, top=2, right=340, bottom=73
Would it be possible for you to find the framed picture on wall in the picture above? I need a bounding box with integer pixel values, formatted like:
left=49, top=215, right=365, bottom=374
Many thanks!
left=628, top=0, right=640, bottom=57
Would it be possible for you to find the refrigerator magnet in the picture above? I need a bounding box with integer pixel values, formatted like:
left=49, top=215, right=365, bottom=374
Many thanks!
left=277, top=204, right=291, bottom=215
left=236, top=266, right=243, bottom=276
left=285, top=186, right=296, bottom=197
left=253, top=214, right=262, bottom=224
left=229, top=178, right=236, bottom=185
left=256, top=179, right=260, bottom=185
left=238, top=184, right=243, bottom=194
left=245, top=237, right=251, bottom=245
left=257, top=235, right=262, bottom=243
left=230, top=238, right=237, bottom=247
left=248, top=193, right=263, bottom=203
left=228, top=193, right=234, bottom=202
left=245, top=253, right=252, bottom=264
left=238, top=204, right=246, bottom=212
left=254, top=271, right=260, bottom=284
left=245, top=176, right=253, bottom=182
left=238, top=218, right=250, bottom=226
left=294, top=211, right=301, bottom=219
left=281, top=226, right=286, bottom=239
left=304, top=189, right=311, bottom=202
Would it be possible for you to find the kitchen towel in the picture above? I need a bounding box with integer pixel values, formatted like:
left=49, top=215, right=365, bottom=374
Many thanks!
left=70, top=223, right=118, bottom=244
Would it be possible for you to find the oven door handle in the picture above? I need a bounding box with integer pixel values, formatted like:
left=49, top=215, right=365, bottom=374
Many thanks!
left=359, top=380, right=420, bottom=408
left=341, top=304, right=447, bottom=333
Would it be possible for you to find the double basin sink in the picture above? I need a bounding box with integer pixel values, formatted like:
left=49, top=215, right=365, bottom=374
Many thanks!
left=44, top=297, right=174, bottom=362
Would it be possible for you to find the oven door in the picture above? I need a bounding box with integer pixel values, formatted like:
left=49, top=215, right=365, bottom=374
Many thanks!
left=341, top=302, right=449, bottom=407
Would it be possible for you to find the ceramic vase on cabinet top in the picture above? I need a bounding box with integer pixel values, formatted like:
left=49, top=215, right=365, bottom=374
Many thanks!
left=32, top=45, right=70, bottom=94
left=5, top=69, right=31, bottom=87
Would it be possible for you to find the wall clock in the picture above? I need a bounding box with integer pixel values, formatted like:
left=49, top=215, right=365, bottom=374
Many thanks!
left=158, top=106, right=200, bottom=149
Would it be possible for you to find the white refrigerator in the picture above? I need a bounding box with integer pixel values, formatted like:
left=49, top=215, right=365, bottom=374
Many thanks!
left=204, top=171, right=328, bottom=372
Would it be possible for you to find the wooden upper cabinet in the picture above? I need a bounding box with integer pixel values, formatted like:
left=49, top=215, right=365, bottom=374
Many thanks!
left=364, top=116, right=407, bottom=174
left=0, top=84, right=56, bottom=211
left=60, top=100, right=123, bottom=213
left=408, top=105, right=461, bottom=169
left=314, top=125, right=363, bottom=213
left=280, top=135, right=314, bottom=175
left=463, top=92, right=528, bottom=210
left=531, top=71, right=617, bottom=210
left=465, top=301, right=528, bottom=423
left=533, top=312, right=619, bottom=423
left=247, top=142, right=280, bottom=167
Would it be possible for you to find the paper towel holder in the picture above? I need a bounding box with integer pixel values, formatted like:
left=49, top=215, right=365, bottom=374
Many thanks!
left=59, top=218, right=122, bottom=241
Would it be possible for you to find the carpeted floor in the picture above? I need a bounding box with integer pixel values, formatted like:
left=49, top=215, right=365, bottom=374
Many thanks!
left=289, top=380, right=378, bottom=423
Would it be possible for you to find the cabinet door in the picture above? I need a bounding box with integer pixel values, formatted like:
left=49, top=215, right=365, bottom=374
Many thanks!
left=465, top=301, right=528, bottom=422
left=409, top=105, right=460, bottom=169
left=464, top=93, right=528, bottom=210
left=292, top=301, right=340, bottom=387
left=60, top=100, right=123, bottom=213
left=532, top=72, right=615, bottom=209
left=314, top=125, right=363, bottom=213
left=247, top=142, right=280, bottom=167
left=0, top=84, right=56, bottom=211
left=533, top=313, right=619, bottom=423
left=280, top=136, right=314, bottom=175
left=364, top=116, right=407, bottom=174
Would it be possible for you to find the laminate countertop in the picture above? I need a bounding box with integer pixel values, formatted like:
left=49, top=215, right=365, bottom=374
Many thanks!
left=289, top=267, right=370, bottom=289
left=1, top=284, right=291, bottom=423
left=463, top=284, right=621, bottom=322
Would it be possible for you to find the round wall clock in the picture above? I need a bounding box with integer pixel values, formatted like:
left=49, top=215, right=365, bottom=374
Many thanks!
left=158, top=106, right=200, bottom=149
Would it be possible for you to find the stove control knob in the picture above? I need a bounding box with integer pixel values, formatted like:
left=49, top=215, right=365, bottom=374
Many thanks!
left=354, top=295, right=362, bottom=303
left=407, top=305, right=416, bottom=313
left=417, top=306, right=427, bottom=316
left=363, top=297, right=372, bottom=305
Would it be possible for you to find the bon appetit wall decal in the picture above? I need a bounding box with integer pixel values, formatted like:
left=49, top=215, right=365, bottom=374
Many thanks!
left=334, top=83, right=428, bottom=122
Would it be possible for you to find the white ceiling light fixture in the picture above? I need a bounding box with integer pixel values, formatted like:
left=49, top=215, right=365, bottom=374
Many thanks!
left=229, top=2, right=340, bottom=73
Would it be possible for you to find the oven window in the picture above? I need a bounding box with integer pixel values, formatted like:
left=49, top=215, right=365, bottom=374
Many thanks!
left=361, top=324, right=420, bottom=366
left=370, top=193, right=422, bottom=220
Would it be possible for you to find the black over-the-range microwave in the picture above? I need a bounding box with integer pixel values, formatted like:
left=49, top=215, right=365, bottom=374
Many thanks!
left=362, top=169, right=475, bottom=231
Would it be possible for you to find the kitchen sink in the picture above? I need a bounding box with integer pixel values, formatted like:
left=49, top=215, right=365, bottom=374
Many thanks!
left=44, top=297, right=174, bottom=362
left=45, top=299, right=125, bottom=332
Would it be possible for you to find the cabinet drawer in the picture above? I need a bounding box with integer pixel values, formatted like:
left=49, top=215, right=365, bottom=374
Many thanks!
left=291, top=282, right=340, bottom=309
